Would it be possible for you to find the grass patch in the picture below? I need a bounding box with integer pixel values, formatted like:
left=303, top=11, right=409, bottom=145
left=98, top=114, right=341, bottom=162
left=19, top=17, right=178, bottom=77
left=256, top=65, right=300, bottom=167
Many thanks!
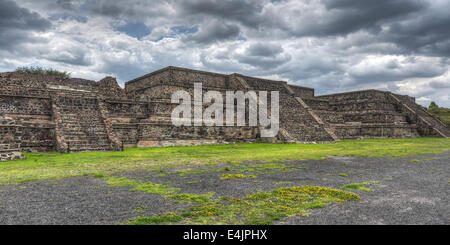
left=176, top=162, right=301, bottom=178
left=220, top=173, right=257, bottom=180
left=341, top=180, right=380, bottom=192
left=409, top=157, right=440, bottom=163
left=273, top=181, right=293, bottom=185
left=92, top=173, right=106, bottom=178
left=331, top=173, right=348, bottom=177
left=126, top=212, right=182, bottom=225
left=131, top=182, right=180, bottom=195
left=0, top=138, right=449, bottom=185
left=105, top=176, right=180, bottom=195
left=124, top=186, right=360, bottom=225
left=134, top=206, right=148, bottom=214
left=177, top=168, right=211, bottom=177
left=172, top=161, right=305, bottom=181
left=168, top=192, right=215, bottom=204
left=104, top=176, right=140, bottom=187
left=186, top=181, right=200, bottom=184
left=428, top=103, right=450, bottom=127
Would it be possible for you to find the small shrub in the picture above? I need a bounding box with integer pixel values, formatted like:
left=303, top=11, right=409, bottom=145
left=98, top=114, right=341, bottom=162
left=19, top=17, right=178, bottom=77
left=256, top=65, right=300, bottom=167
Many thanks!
left=15, top=66, right=70, bottom=79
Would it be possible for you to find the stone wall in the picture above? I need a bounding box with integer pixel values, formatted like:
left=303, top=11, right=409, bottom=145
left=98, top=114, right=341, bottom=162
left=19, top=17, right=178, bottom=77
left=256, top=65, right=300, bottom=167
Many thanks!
left=288, top=84, right=315, bottom=98
left=0, top=66, right=448, bottom=159
left=0, top=90, right=55, bottom=152
left=0, top=152, right=26, bottom=161
left=0, top=117, right=22, bottom=152
left=309, top=90, right=425, bottom=139
left=52, top=94, right=120, bottom=153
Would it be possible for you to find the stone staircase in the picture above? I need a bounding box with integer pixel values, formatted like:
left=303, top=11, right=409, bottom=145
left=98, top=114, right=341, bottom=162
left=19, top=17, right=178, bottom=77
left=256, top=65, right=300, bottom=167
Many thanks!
left=389, top=93, right=450, bottom=138
left=51, top=95, right=119, bottom=152
left=282, top=84, right=338, bottom=142
left=233, top=76, right=337, bottom=142
left=278, top=94, right=337, bottom=142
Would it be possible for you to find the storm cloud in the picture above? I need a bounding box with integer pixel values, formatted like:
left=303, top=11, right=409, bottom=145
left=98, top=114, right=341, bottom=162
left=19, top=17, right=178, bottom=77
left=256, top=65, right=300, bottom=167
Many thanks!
left=0, top=0, right=51, bottom=49
left=0, top=0, right=449, bottom=107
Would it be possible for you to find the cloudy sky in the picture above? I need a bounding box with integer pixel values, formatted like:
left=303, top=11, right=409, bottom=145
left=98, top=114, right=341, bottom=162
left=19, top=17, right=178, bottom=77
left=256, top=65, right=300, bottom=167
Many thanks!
left=1, top=0, right=449, bottom=107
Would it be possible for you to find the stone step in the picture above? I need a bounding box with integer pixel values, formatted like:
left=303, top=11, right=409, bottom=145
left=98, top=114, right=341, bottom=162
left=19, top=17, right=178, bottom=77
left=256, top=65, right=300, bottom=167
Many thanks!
left=62, top=127, right=105, bottom=131
left=68, top=146, right=114, bottom=152
left=68, top=144, right=112, bottom=148
left=65, top=139, right=110, bottom=143
left=389, top=93, right=449, bottom=138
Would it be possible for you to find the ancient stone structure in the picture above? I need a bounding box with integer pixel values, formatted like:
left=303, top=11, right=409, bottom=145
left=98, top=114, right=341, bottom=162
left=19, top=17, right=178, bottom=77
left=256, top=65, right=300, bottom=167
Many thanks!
left=0, top=66, right=448, bottom=159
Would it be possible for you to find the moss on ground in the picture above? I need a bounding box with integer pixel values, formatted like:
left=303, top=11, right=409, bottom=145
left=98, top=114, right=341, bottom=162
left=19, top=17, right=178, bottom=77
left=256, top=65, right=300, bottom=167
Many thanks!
left=331, top=173, right=348, bottom=177
left=134, top=206, right=148, bottom=214
left=410, top=157, right=440, bottom=163
left=220, top=173, right=257, bottom=180
left=104, top=176, right=180, bottom=195
left=124, top=186, right=360, bottom=225
left=175, top=162, right=303, bottom=179
left=103, top=176, right=361, bottom=225
left=341, top=180, right=380, bottom=191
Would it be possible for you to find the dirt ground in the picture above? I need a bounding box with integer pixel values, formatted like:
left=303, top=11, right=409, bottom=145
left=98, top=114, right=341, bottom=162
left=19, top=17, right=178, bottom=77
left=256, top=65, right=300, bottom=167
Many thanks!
left=0, top=151, right=449, bottom=225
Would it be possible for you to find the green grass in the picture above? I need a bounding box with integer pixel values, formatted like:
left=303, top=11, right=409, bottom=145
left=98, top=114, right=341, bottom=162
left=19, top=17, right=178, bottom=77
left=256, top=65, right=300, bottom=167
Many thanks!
left=428, top=105, right=450, bottom=126
left=273, top=181, right=293, bottom=185
left=186, top=181, right=200, bottom=184
left=0, top=138, right=449, bottom=185
left=175, top=162, right=301, bottom=178
left=104, top=176, right=180, bottom=195
left=409, top=157, right=440, bottom=163
left=124, top=186, right=360, bottom=225
left=134, top=206, right=148, bottom=214
left=341, top=180, right=380, bottom=191
left=331, top=173, right=348, bottom=177
left=169, top=192, right=216, bottom=204
left=126, top=212, right=182, bottom=225
left=220, top=173, right=257, bottom=180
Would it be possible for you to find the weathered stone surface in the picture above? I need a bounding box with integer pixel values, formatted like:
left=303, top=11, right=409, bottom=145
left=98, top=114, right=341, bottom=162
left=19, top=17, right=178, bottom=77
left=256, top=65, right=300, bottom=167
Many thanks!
left=0, top=66, right=448, bottom=157
left=0, top=152, right=26, bottom=161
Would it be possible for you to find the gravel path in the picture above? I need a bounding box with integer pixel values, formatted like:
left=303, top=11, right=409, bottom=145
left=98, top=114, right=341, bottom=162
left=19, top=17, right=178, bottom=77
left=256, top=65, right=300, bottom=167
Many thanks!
left=0, top=151, right=449, bottom=225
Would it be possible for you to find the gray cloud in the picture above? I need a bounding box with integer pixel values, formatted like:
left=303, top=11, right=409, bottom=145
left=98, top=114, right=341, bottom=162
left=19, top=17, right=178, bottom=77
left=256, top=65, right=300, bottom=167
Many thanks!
left=82, top=0, right=173, bottom=22
left=178, top=0, right=265, bottom=28
left=235, top=53, right=291, bottom=70
left=0, top=0, right=51, bottom=49
left=246, top=43, right=283, bottom=57
left=2, top=0, right=450, bottom=107
left=429, top=80, right=450, bottom=89
left=293, top=0, right=427, bottom=37
left=186, top=20, right=240, bottom=44
left=56, top=0, right=74, bottom=10
left=381, top=3, right=450, bottom=57
left=229, top=42, right=290, bottom=69
left=42, top=49, right=92, bottom=66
